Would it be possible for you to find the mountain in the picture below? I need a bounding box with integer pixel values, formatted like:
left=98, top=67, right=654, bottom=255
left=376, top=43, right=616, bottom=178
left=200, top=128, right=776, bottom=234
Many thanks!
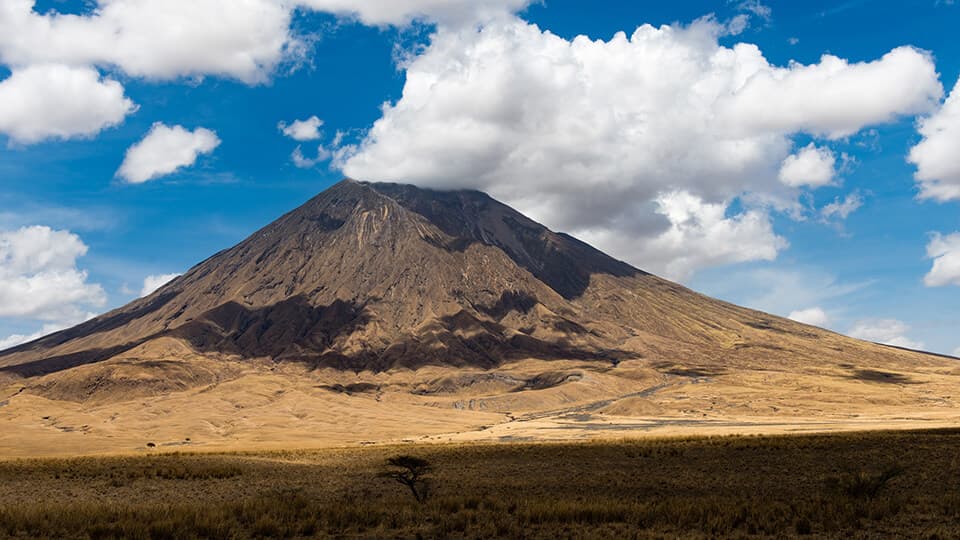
left=1, top=179, right=958, bottom=456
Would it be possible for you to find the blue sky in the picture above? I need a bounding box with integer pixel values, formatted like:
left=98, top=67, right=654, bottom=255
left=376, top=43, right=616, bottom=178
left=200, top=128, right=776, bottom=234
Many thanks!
left=0, top=0, right=958, bottom=354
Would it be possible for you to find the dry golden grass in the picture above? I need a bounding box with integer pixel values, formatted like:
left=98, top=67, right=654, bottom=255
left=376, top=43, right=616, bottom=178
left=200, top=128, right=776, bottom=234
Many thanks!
left=2, top=352, right=959, bottom=458
left=2, top=430, right=960, bottom=538
left=3, top=180, right=959, bottom=460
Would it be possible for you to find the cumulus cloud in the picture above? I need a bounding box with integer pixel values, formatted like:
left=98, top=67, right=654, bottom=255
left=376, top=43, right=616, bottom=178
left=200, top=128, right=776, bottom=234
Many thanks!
left=117, top=123, right=221, bottom=184
left=923, top=232, right=960, bottom=287
left=0, top=63, right=135, bottom=144
left=579, top=191, right=787, bottom=281
left=0, top=226, right=105, bottom=322
left=0, top=1, right=533, bottom=145
left=723, top=46, right=940, bottom=139
left=848, top=319, right=925, bottom=350
left=909, top=79, right=960, bottom=201
left=778, top=144, right=836, bottom=187
left=279, top=116, right=324, bottom=141
left=0, top=0, right=296, bottom=84
left=140, top=273, right=181, bottom=297
left=0, top=0, right=532, bottom=85
left=339, top=17, right=940, bottom=278
left=788, top=307, right=830, bottom=327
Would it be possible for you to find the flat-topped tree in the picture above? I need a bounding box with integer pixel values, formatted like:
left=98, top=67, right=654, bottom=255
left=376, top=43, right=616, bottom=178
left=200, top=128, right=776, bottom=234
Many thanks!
left=380, top=455, right=432, bottom=503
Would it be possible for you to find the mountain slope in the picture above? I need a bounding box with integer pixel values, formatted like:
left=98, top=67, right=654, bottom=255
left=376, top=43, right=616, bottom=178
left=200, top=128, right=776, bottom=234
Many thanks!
left=0, top=179, right=957, bottom=455
left=2, top=180, right=636, bottom=372
left=0, top=178, right=951, bottom=374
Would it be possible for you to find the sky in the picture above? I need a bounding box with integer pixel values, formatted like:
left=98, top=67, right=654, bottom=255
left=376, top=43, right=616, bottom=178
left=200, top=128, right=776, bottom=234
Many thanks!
left=0, top=0, right=958, bottom=355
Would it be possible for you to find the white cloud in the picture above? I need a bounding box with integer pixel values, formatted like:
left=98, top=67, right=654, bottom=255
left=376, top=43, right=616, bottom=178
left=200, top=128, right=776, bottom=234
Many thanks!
left=117, top=123, right=221, bottom=184
left=788, top=307, right=829, bottom=327
left=140, top=273, right=181, bottom=297
left=579, top=191, right=787, bottom=281
left=909, top=78, right=960, bottom=201
left=723, top=46, right=941, bottom=139
left=953, top=347, right=960, bottom=358
left=0, top=0, right=533, bottom=86
left=339, top=17, right=939, bottom=278
left=0, top=226, right=105, bottom=321
left=0, top=63, right=135, bottom=144
left=778, top=143, right=836, bottom=187
left=295, top=0, right=531, bottom=26
left=924, top=232, right=960, bottom=287
left=0, top=0, right=296, bottom=84
left=820, top=191, right=864, bottom=222
left=279, top=116, right=324, bottom=141
left=0, top=1, right=534, bottom=149
left=848, top=318, right=925, bottom=350
left=0, top=1, right=535, bottom=148
left=280, top=116, right=334, bottom=168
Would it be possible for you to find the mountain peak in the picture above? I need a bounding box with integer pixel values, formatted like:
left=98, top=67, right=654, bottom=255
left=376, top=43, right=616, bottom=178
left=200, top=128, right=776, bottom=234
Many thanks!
left=365, top=180, right=641, bottom=298
left=0, top=180, right=644, bottom=374
left=0, top=179, right=934, bottom=384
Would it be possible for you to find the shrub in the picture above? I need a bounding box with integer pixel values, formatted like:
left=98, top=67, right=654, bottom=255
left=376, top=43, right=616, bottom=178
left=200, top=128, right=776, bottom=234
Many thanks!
left=380, top=456, right=433, bottom=503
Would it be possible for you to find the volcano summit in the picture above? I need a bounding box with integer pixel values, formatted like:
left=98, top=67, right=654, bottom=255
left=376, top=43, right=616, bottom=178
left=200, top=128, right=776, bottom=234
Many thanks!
left=1, top=180, right=958, bottom=456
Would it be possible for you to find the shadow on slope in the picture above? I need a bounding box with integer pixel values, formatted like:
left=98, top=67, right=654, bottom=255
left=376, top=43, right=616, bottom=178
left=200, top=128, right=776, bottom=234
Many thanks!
left=849, top=369, right=916, bottom=385
left=0, top=296, right=368, bottom=378
left=0, top=294, right=635, bottom=379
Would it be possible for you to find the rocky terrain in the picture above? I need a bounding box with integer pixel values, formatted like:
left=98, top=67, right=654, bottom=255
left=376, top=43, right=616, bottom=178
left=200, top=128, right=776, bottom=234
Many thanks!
left=1, top=179, right=958, bottom=456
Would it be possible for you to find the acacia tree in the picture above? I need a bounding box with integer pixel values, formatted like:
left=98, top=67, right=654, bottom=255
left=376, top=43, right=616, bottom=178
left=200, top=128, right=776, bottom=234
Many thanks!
left=380, top=455, right=432, bottom=503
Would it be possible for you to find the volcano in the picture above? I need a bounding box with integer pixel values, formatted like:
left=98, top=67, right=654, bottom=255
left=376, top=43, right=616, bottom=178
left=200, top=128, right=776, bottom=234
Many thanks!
left=1, top=179, right=958, bottom=456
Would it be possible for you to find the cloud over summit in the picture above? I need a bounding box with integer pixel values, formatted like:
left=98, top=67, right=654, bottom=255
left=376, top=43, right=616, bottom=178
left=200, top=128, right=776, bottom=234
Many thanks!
left=338, top=16, right=940, bottom=279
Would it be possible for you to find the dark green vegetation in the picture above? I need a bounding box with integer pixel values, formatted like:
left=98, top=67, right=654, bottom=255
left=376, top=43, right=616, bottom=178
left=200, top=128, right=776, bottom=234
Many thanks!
left=2, top=430, right=960, bottom=538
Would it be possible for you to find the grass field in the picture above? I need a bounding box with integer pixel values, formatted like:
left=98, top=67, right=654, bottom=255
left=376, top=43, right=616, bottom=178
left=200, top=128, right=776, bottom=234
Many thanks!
left=1, top=429, right=960, bottom=538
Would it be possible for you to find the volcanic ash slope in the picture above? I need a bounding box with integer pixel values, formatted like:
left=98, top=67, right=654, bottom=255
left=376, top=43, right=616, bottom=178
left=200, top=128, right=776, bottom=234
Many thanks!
left=1, top=179, right=958, bottom=456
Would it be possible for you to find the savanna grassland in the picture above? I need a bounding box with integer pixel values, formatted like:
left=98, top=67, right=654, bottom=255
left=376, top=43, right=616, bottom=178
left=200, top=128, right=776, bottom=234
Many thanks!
left=1, top=429, right=960, bottom=539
